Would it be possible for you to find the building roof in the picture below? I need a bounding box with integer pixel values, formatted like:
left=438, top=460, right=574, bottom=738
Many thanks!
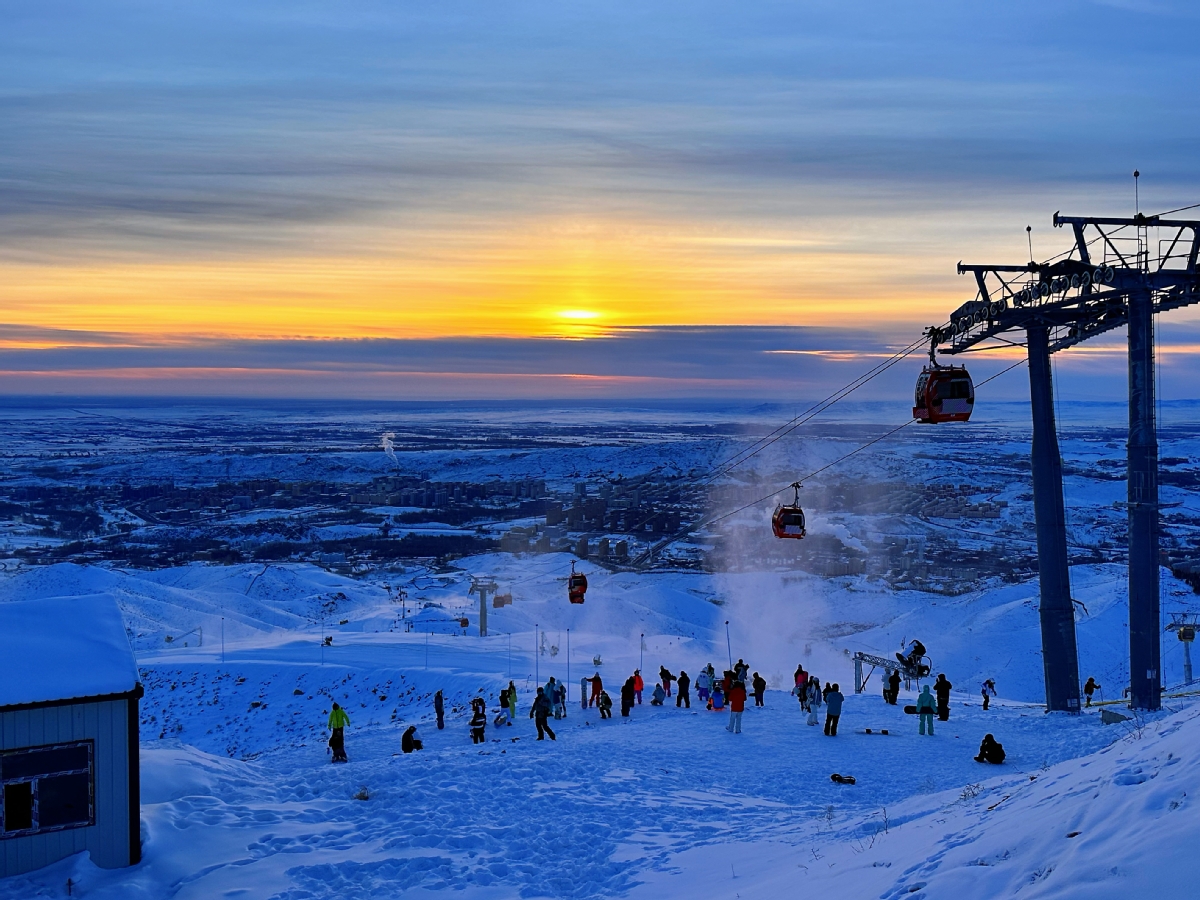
left=0, top=596, right=139, bottom=708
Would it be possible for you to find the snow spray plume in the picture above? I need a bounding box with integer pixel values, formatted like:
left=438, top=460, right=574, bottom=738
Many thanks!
left=381, top=432, right=399, bottom=470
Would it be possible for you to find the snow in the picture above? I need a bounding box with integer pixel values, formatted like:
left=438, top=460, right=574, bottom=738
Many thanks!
left=0, top=595, right=139, bottom=707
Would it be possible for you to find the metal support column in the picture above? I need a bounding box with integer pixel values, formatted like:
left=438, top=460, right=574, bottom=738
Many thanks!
left=1128, top=287, right=1161, bottom=710
left=1027, top=324, right=1082, bottom=711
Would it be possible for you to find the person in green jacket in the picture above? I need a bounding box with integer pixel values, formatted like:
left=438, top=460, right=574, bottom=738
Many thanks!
left=916, top=686, right=936, bottom=736
left=328, top=702, right=351, bottom=762
left=507, top=681, right=518, bottom=722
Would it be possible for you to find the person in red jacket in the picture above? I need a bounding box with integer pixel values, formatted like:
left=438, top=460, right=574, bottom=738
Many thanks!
left=725, top=680, right=747, bottom=734
left=633, top=669, right=644, bottom=705
left=589, top=672, right=603, bottom=708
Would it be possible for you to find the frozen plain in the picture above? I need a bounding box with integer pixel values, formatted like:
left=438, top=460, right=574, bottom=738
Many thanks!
left=1, top=399, right=1199, bottom=899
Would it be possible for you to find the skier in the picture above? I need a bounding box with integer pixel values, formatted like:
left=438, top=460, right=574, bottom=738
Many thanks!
left=677, top=670, right=691, bottom=708
left=886, top=670, right=901, bottom=706
left=934, top=674, right=953, bottom=721
left=1084, top=676, right=1100, bottom=707
left=695, top=668, right=711, bottom=704
left=659, top=666, right=675, bottom=697
left=434, top=690, right=445, bottom=730
left=581, top=677, right=590, bottom=710
left=806, top=678, right=822, bottom=726
left=752, top=672, right=766, bottom=707
left=529, top=687, right=556, bottom=740
left=470, top=698, right=487, bottom=744
left=590, top=672, right=604, bottom=708
left=824, top=683, right=844, bottom=736
left=651, top=683, right=666, bottom=706
left=507, top=681, right=517, bottom=723
left=620, top=677, right=636, bottom=717
left=401, top=725, right=423, bottom=753
left=725, top=679, right=747, bottom=733
left=916, top=685, right=936, bottom=736
left=598, top=689, right=613, bottom=719
left=327, top=702, right=350, bottom=763
left=981, top=678, right=996, bottom=711
left=974, top=733, right=1005, bottom=764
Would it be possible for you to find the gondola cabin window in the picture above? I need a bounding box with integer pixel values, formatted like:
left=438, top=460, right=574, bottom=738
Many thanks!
left=1, top=741, right=94, bottom=837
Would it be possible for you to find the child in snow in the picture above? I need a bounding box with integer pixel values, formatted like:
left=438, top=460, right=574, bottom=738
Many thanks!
left=328, top=703, right=350, bottom=763
left=752, top=672, right=766, bottom=707
left=633, top=669, right=644, bottom=704
left=1084, top=676, right=1100, bottom=707
left=696, top=668, right=711, bottom=704
left=495, top=689, right=510, bottom=726
left=401, top=725, right=423, bottom=753
left=651, top=683, right=666, bottom=706
left=470, top=698, right=487, bottom=744
left=507, top=681, right=517, bottom=723
left=806, top=679, right=822, bottom=726
left=710, top=685, right=725, bottom=711
left=981, top=679, right=996, bottom=711
left=916, top=685, right=936, bottom=736
left=598, top=690, right=613, bottom=719
left=974, top=733, right=1005, bottom=764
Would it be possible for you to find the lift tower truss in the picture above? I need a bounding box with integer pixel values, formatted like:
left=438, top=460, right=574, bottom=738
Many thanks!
left=929, top=212, right=1200, bottom=712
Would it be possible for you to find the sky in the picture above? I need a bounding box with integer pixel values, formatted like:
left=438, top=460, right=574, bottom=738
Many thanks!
left=2, top=0, right=1199, bottom=402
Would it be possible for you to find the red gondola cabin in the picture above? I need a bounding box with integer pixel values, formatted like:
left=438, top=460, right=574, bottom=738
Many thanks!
left=568, top=570, right=588, bottom=604
left=771, top=504, right=806, bottom=540
left=913, top=365, right=974, bottom=423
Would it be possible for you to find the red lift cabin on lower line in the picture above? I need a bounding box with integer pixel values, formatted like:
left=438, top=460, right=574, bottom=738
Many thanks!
left=913, top=364, right=974, bottom=424
left=568, top=564, right=588, bottom=604
left=771, top=482, right=807, bottom=540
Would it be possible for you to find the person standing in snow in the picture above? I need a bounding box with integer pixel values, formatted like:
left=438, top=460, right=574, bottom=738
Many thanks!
left=590, top=672, right=603, bottom=708
left=401, top=725, right=423, bottom=753
left=581, top=677, right=590, bottom=711
left=1084, top=676, right=1100, bottom=707
left=886, top=670, right=901, bottom=706
left=794, top=664, right=807, bottom=693
left=598, top=689, right=613, bottom=719
left=696, top=668, right=711, bottom=704
left=677, top=670, right=691, bottom=708
left=735, top=659, right=749, bottom=684
left=434, top=690, right=445, bottom=730
left=824, top=683, right=844, bottom=736
left=620, top=677, right=636, bottom=717
left=328, top=702, right=350, bottom=762
left=507, top=681, right=517, bottom=723
left=470, top=698, right=487, bottom=744
left=934, top=674, right=953, bottom=722
left=633, top=669, right=644, bottom=705
left=554, top=681, right=567, bottom=720
left=495, top=688, right=511, bottom=726
left=806, top=678, right=822, bottom=726
left=529, top=687, right=556, bottom=740
left=752, top=672, right=766, bottom=707
left=981, top=679, right=996, bottom=711
left=725, top=680, right=747, bottom=733
left=659, top=666, right=675, bottom=697
left=916, top=685, right=936, bottom=735
left=545, top=677, right=558, bottom=715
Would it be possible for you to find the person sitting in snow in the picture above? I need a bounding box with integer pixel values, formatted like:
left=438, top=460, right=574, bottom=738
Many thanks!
left=974, top=733, right=1005, bottom=764
left=710, top=684, right=725, bottom=711
left=401, top=725, right=423, bottom=753
left=651, top=683, right=666, bottom=706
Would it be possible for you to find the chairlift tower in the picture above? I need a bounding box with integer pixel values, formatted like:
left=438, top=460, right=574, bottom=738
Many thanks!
left=929, top=210, right=1200, bottom=712
left=469, top=577, right=498, bottom=637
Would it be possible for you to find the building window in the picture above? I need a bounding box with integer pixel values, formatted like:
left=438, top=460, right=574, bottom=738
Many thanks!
left=1, top=741, right=94, bottom=837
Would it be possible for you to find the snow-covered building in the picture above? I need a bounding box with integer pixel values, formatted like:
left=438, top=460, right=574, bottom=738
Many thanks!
left=0, top=597, right=142, bottom=876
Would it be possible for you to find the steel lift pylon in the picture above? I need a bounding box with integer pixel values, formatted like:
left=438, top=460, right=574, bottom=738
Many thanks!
left=928, top=210, right=1200, bottom=711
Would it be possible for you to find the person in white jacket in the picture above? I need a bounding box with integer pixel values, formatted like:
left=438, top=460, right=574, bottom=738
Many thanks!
left=806, top=678, right=822, bottom=726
